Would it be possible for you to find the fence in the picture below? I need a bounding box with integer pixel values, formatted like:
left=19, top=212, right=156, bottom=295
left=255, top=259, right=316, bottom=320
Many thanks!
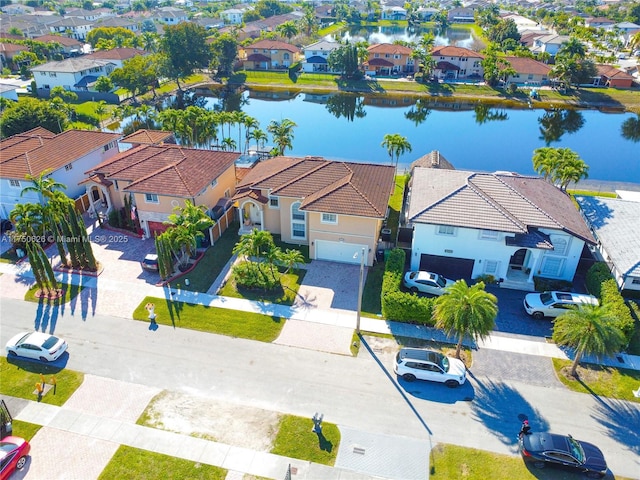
left=210, top=207, right=236, bottom=243
left=75, top=193, right=90, bottom=213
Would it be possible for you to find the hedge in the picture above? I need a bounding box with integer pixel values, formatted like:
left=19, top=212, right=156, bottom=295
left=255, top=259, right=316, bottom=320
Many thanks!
left=585, top=262, right=612, bottom=298
left=381, top=248, right=435, bottom=324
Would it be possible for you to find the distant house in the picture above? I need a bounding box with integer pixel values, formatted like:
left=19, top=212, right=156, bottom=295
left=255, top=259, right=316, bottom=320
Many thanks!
left=381, top=6, right=407, bottom=21
left=531, top=34, right=570, bottom=56
left=501, top=14, right=543, bottom=32
left=431, top=46, right=484, bottom=80
left=503, top=56, right=551, bottom=86
left=93, top=16, right=140, bottom=33
left=233, top=156, right=395, bottom=266
left=153, top=7, right=188, bottom=25
left=406, top=168, right=595, bottom=290
left=365, top=43, right=414, bottom=76
left=48, top=16, right=94, bottom=41
left=0, top=83, right=19, bottom=101
left=302, top=40, right=340, bottom=73
left=448, top=7, right=475, bottom=23
left=592, top=64, right=635, bottom=88
left=81, top=144, right=240, bottom=239
left=30, top=57, right=116, bottom=92
left=417, top=7, right=438, bottom=21
left=585, top=17, right=615, bottom=28
left=86, top=47, right=149, bottom=69
left=0, top=43, right=29, bottom=71
left=33, top=34, right=84, bottom=57
left=220, top=8, right=244, bottom=25
left=0, top=128, right=121, bottom=218
left=576, top=194, right=640, bottom=291
left=220, top=12, right=303, bottom=41
left=239, top=39, right=302, bottom=70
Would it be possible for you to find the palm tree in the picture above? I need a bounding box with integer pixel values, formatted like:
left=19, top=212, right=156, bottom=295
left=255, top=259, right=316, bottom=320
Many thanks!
left=243, top=115, right=260, bottom=153
left=10, top=203, right=45, bottom=238
left=432, top=280, right=498, bottom=359
left=621, top=115, right=640, bottom=143
left=277, top=21, right=299, bottom=40
left=381, top=133, right=412, bottom=171
left=267, top=119, right=297, bottom=155
left=552, top=304, right=626, bottom=377
left=552, top=148, right=589, bottom=190
left=20, top=169, right=67, bottom=206
left=248, top=128, right=268, bottom=151
left=233, top=228, right=276, bottom=259
left=532, top=147, right=558, bottom=181
left=279, top=248, right=305, bottom=274
left=221, top=137, right=237, bottom=151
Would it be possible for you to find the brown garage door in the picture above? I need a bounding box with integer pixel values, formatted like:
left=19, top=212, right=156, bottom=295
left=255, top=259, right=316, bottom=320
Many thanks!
left=419, top=254, right=474, bottom=280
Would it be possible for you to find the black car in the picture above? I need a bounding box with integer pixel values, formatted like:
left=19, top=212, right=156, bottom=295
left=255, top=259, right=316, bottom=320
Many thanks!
left=519, top=432, right=608, bottom=478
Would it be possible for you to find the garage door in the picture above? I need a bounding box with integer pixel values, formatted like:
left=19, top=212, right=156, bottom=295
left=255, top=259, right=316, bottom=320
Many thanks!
left=316, top=240, right=367, bottom=264
left=420, top=254, right=474, bottom=280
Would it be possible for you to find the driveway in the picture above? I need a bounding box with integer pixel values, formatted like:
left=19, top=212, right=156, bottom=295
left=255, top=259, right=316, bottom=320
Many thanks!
left=294, top=260, right=366, bottom=311
left=486, top=286, right=554, bottom=339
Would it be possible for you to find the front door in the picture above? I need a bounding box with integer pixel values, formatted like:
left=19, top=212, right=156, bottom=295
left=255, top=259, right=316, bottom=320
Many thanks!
left=509, top=249, right=527, bottom=270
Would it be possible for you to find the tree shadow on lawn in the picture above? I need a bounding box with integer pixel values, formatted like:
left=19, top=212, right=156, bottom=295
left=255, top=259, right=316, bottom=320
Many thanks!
left=470, top=376, right=549, bottom=451
left=316, top=431, right=333, bottom=453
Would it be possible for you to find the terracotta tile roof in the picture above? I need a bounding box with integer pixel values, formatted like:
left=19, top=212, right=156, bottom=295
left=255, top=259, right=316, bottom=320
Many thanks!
left=87, top=145, right=240, bottom=198
left=33, top=34, right=83, bottom=47
left=0, top=43, right=29, bottom=54
left=368, top=58, right=395, bottom=67
left=86, top=48, right=147, bottom=61
left=236, top=157, right=395, bottom=218
left=368, top=43, right=413, bottom=55
left=504, top=56, right=550, bottom=75
left=431, top=46, right=484, bottom=58
left=0, top=129, right=120, bottom=180
left=244, top=39, right=300, bottom=53
left=596, top=64, right=634, bottom=80
left=121, top=129, right=174, bottom=145
left=408, top=169, right=595, bottom=243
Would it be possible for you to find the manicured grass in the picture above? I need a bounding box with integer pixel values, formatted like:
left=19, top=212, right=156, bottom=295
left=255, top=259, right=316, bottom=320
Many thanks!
left=270, top=415, right=340, bottom=466
left=626, top=300, right=640, bottom=355
left=552, top=358, right=640, bottom=402
left=12, top=420, right=41, bottom=441
left=361, top=260, right=384, bottom=317
left=23, top=283, right=84, bottom=304
left=132, top=296, right=285, bottom=342
left=429, top=443, right=634, bottom=479
left=173, top=224, right=239, bottom=293
left=218, top=266, right=305, bottom=306
left=387, top=174, right=408, bottom=247
left=567, top=189, right=618, bottom=198
left=0, top=357, right=84, bottom=406
left=97, top=445, right=226, bottom=480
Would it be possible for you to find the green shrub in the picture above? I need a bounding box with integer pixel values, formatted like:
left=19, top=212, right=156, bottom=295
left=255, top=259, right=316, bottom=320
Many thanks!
left=600, top=279, right=635, bottom=345
left=533, top=276, right=572, bottom=292
left=233, top=261, right=281, bottom=290
left=586, top=262, right=612, bottom=297
left=108, top=209, right=121, bottom=228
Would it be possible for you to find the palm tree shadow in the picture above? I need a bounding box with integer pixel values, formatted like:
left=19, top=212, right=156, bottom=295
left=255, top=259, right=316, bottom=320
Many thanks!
left=470, top=377, right=549, bottom=450
left=591, top=397, right=640, bottom=455
left=315, top=431, right=332, bottom=452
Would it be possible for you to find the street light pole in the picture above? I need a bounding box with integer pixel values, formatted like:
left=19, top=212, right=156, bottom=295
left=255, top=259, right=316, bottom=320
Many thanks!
left=356, top=246, right=365, bottom=335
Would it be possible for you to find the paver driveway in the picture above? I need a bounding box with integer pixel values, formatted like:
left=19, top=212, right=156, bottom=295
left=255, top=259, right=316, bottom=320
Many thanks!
left=293, top=260, right=366, bottom=311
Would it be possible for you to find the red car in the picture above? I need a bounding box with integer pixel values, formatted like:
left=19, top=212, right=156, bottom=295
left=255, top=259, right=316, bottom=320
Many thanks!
left=0, top=436, right=30, bottom=480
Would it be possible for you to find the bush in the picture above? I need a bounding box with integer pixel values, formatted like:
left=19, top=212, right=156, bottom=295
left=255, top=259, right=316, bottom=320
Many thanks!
left=586, top=262, right=613, bottom=298
left=600, top=279, right=635, bottom=346
left=233, top=261, right=281, bottom=290
left=533, top=276, right=572, bottom=292
left=108, top=209, right=121, bottom=228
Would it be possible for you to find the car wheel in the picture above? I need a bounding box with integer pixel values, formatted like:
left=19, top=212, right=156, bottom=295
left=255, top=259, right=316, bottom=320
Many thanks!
left=532, top=312, right=544, bottom=320
left=402, top=373, right=416, bottom=382
left=16, top=456, right=27, bottom=469
left=410, top=287, right=418, bottom=294
left=445, top=380, right=459, bottom=388
left=39, top=356, right=49, bottom=362
left=533, top=461, right=545, bottom=469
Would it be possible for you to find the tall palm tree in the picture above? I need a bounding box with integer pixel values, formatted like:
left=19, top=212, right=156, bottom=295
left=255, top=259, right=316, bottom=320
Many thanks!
left=20, top=169, right=67, bottom=205
left=532, top=147, right=558, bottom=181
left=432, top=280, right=498, bottom=359
left=243, top=115, right=260, bottom=153
left=10, top=203, right=45, bottom=238
left=248, top=128, right=268, bottom=151
left=267, top=119, right=297, bottom=155
left=221, top=137, right=237, bottom=151
left=279, top=248, right=305, bottom=274
left=552, top=148, right=588, bottom=190
left=381, top=133, right=412, bottom=171
left=276, top=21, right=299, bottom=40
left=552, top=304, right=626, bottom=377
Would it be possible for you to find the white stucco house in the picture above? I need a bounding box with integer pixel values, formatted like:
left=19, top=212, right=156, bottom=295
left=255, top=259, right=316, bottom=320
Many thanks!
left=221, top=8, right=245, bottom=25
left=302, top=40, right=340, bottom=73
left=405, top=169, right=596, bottom=290
left=30, top=57, right=116, bottom=92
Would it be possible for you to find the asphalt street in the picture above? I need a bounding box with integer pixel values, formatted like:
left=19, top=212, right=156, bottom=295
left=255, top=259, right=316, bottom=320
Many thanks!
left=1, top=297, right=638, bottom=478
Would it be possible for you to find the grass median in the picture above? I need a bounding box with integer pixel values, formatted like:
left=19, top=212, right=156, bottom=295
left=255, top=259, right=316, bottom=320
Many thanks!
left=132, top=296, right=285, bottom=342
left=271, top=415, right=340, bottom=466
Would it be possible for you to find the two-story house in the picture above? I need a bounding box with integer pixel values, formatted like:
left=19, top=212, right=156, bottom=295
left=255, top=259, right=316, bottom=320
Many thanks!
left=154, top=7, right=188, bottom=25
left=530, top=34, right=569, bottom=56
left=431, top=46, right=484, bottom=80
left=220, top=8, right=245, bottom=25
left=85, top=47, right=149, bottom=69
left=48, top=17, right=94, bottom=41
left=33, top=34, right=84, bottom=57
left=503, top=56, right=551, bottom=86
left=240, top=39, right=302, bottom=70
left=302, top=40, right=340, bottom=73
left=30, top=57, right=116, bottom=92
left=365, top=43, right=414, bottom=76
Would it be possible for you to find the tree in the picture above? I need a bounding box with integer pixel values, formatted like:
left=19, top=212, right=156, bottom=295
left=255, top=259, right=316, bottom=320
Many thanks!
left=164, top=200, right=214, bottom=267
left=160, top=22, right=211, bottom=91
left=209, top=33, right=238, bottom=77
left=621, top=115, right=640, bottom=142
left=487, top=18, right=521, bottom=47
left=481, top=43, right=515, bottom=86
left=432, top=280, right=498, bottom=359
left=87, top=27, right=136, bottom=49
left=552, top=304, right=626, bottom=377
left=531, top=147, right=588, bottom=189
left=94, top=75, right=114, bottom=93
left=94, top=101, right=107, bottom=129
left=381, top=133, right=412, bottom=170
left=49, top=86, right=78, bottom=103
left=20, top=169, right=67, bottom=205
left=276, top=21, right=299, bottom=40
left=233, top=228, right=275, bottom=258
left=327, top=43, right=361, bottom=78
left=278, top=248, right=304, bottom=274
left=110, top=54, right=158, bottom=102
left=267, top=118, right=297, bottom=155
left=10, top=203, right=45, bottom=239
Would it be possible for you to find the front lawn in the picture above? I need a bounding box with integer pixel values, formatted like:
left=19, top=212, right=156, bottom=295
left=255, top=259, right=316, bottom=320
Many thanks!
left=552, top=358, right=640, bottom=402
left=270, top=415, right=340, bottom=466
left=11, top=420, right=41, bottom=441
left=132, top=296, right=285, bottom=342
left=98, top=445, right=226, bottom=480
left=217, top=267, right=305, bottom=305
left=23, top=283, right=84, bottom=304
left=0, top=357, right=83, bottom=406
left=361, top=261, right=385, bottom=317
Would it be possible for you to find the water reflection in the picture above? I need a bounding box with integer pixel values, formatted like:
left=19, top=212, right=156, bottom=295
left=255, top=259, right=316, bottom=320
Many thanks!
left=325, top=93, right=367, bottom=121
left=405, top=98, right=432, bottom=126
left=621, top=115, right=640, bottom=142
left=538, top=109, right=585, bottom=145
left=474, top=104, right=509, bottom=125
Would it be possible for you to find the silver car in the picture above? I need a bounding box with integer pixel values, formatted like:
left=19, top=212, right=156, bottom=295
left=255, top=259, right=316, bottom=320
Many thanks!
left=523, top=291, right=598, bottom=319
left=403, top=271, right=454, bottom=295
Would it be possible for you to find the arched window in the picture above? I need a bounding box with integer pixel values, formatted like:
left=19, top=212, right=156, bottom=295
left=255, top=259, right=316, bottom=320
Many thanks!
left=291, top=202, right=306, bottom=240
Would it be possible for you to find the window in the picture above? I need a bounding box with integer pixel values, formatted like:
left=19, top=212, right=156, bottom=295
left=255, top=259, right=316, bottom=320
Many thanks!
left=103, top=142, right=114, bottom=152
left=321, top=213, right=337, bottom=224
left=479, top=230, right=498, bottom=240
left=145, top=193, right=159, bottom=204
left=632, top=278, right=640, bottom=285
left=64, top=163, right=73, bottom=171
left=9, top=179, right=20, bottom=188
left=291, top=202, right=306, bottom=239
left=551, top=237, right=568, bottom=256
left=210, top=179, right=218, bottom=188
left=284, top=53, right=289, bottom=60
left=114, top=180, right=119, bottom=191
left=437, top=225, right=455, bottom=236
left=268, top=196, right=279, bottom=208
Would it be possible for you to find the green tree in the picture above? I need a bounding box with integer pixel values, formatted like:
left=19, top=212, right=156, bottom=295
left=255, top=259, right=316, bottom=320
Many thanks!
left=10, top=203, right=45, bottom=238
left=381, top=133, right=412, bottom=170
left=487, top=18, right=521, bottom=47
left=432, top=280, right=498, bottom=359
left=87, top=27, right=136, bottom=48
left=110, top=54, right=158, bottom=101
left=94, top=100, right=107, bottom=129
left=276, top=21, right=299, bottom=40
left=160, top=22, right=211, bottom=91
left=552, top=304, right=626, bottom=377
left=481, top=43, right=516, bottom=86
left=532, top=147, right=588, bottom=189
left=49, top=85, right=78, bottom=103
left=0, top=97, right=67, bottom=137
left=328, top=43, right=361, bottom=78
left=621, top=115, right=640, bottom=142
left=94, top=75, right=114, bottom=93
left=163, top=200, right=214, bottom=267
left=267, top=118, right=297, bottom=155
left=254, top=0, right=292, bottom=18
left=233, top=228, right=276, bottom=258
left=209, top=33, right=238, bottom=77
left=278, top=248, right=304, bottom=274
left=20, top=169, right=67, bottom=205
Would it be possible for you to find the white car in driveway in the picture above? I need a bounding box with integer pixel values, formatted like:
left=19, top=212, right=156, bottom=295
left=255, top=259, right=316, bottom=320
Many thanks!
left=403, top=271, right=454, bottom=295
left=394, top=348, right=467, bottom=387
left=523, top=291, right=598, bottom=319
left=6, top=331, right=68, bottom=362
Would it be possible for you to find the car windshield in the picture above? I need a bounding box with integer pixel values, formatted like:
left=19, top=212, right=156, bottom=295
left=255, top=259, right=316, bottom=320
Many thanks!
left=41, top=336, right=59, bottom=349
left=435, top=275, right=447, bottom=288
left=15, top=333, right=31, bottom=346
left=540, top=292, right=554, bottom=305
left=567, top=437, right=585, bottom=463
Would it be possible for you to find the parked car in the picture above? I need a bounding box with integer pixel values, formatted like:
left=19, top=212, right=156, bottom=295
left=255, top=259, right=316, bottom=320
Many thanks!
left=0, top=436, right=30, bottom=480
left=519, top=432, right=607, bottom=478
left=523, top=291, right=598, bottom=319
left=5, top=331, right=67, bottom=362
left=403, top=271, right=454, bottom=296
left=141, top=254, right=159, bottom=272
left=0, top=220, right=12, bottom=234
left=394, top=348, right=466, bottom=387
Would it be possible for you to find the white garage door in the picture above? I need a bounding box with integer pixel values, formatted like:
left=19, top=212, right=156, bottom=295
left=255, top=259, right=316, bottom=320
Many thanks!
left=315, top=240, right=367, bottom=264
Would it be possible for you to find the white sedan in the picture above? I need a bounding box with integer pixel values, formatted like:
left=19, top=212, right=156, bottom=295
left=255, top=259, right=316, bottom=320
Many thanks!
left=403, top=271, right=454, bottom=295
left=6, top=331, right=68, bottom=362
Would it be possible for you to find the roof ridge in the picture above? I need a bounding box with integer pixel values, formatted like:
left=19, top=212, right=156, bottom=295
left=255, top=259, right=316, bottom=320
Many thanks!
left=347, top=169, right=386, bottom=216
left=270, top=158, right=325, bottom=193
left=466, top=174, right=528, bottom=232
left=123, top=147, right=189, bottom=191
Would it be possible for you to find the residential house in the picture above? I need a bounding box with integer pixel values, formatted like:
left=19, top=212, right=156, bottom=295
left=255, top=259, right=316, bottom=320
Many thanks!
left=220, top=12, right=303, bottom=41
left=0, top=43, right=29, bottom=71
left=0, top=83, right=19, bottom=101
left=120, top=129, right=176, bottom=148
left=503, top=56, right=551, bottom=86
left=233, top=156, right=395, bottom=266
left=447, top=7, right=475, bottom=23
left=501, top=14, right=543, bottom=32
left=81, top=144, right=240, bottom=239
left=381, top=6, right=407, bottom=21
left=585, top=17, right=615, bottom=28
left=153, top=7, right=188, bottom=25
left=85, top=47, right=148, bottom=69
left=606, top=22, right=640, bottom=46
left=417, top=7, right=438, bottom=21
left=302, top=40, right=340, bottom=73
left=576, top=194, right=640, bottom=291
left=30, top=57, right=116, bottom=92
left=314, top=4, right=334, bottom=25
left=48, top=16, right=94, bottom=41
left=240, top=40, right=302, bottom=70
left=220, top=8, right=245, bottom=25
left=365, top=43, right=414, bottom=76
left=591, top=64, right=635, bottom=88
left=0, top=128, right=121, bottom=219
left=405, top=168, right=595, bottom=290
left=93, top=16, right=140, bottom=33
left=33, top=34, right=84, bottom=57
left=531, top=34, right=569, bottom=56
left=1, top=14, right=63, bottom=39
left=64, top=7, right=114, bottom=22
left=431, top=46, right=484, bottom=80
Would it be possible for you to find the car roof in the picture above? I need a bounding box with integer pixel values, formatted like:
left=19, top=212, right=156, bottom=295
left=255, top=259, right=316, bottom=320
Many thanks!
left=551, top=291, right=598, bottom=304
left=398, top=348, right=442, bottom=362
left=144, top=254, right=158, bottom=261
left=524, top=432, right=571, bottom=453
left=413, top=271, right=437, bottom=281
left=19, top=331, right=51, bottom=346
